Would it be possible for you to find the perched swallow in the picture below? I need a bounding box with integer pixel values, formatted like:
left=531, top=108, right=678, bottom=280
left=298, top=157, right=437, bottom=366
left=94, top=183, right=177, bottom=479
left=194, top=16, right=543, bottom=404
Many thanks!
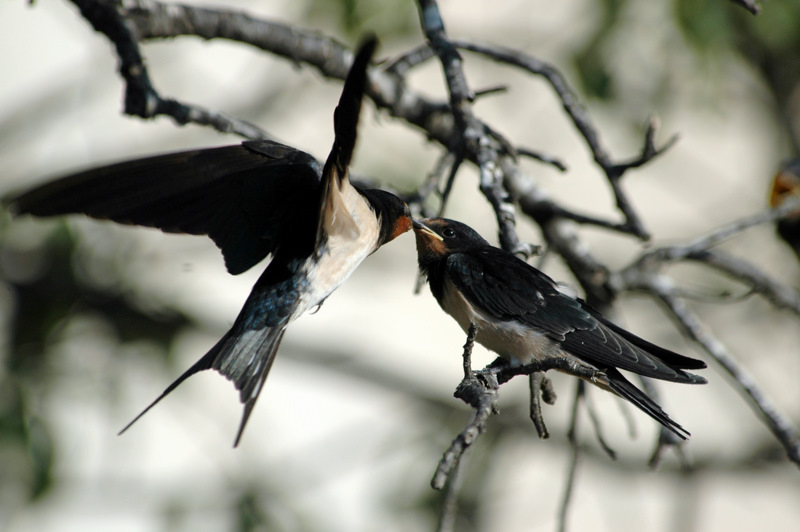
left=9, top=37, right=412, bottom=446
left=769, top=159, right=800, bottom=260
left=413, top=218, right=707, bottom=439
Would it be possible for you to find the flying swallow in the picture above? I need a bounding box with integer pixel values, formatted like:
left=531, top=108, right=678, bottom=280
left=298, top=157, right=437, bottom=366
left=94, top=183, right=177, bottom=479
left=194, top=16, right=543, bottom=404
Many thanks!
left=9, top=37, right=412, bottom=446
left=770, top=159, right=800, bottom=260
left=413, top=218, right=707, bottom=439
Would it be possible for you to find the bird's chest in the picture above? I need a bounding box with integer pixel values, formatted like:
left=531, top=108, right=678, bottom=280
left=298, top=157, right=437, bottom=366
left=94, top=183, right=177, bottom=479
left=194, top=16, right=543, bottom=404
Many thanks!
left=439, top=279, right=557, bottom=364
left=298, top=187, right=379, bottom=313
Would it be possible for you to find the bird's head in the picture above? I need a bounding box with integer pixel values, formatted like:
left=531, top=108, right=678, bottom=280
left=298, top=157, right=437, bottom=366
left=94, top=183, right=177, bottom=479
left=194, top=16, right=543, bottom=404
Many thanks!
left=412, top=217, right=490, bottom=265
left=361, top=188, right=412, bottom=246
left=770, top=161, right=800, bottom=215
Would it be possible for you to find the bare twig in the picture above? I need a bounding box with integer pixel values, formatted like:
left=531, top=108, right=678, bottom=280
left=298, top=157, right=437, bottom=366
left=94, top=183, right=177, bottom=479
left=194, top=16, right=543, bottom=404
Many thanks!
left=433, top=341, right=605, bottom=489
left=492, top=357, right=603, bottom=386
left=461, top=324, right=477, bottom=380
left=637, top=199, right=800, bottom=317
left=656, top=288, right=800, bottom=467
left=654, top=198, right=800, bottom=259
left=517, top=147, right=568, bottom=172
left=529, top=372, right=551, bottom=439
left=416, top=0, right=531, bottom=257
left=583, top=389, right=617, bottom=460
left=558, top=382, right=584, bottom=532
left=384, top=43, right=436, bottom=76
left=612, top=268, right=800, bottom=468
left=473, top=85, right=509, bottom=99
left=691, top=249, right=800, bottom=317
left=728, top=0, right=761, bottom=15
left=432, top=324, right=498, bottom=490
left=608, top=117, right=679, bottom=175
left=69, top=0, right=269, bottom=138
left=452, top=40, right=680, bottom=240
left=435, top=453, right=463, bottom=532
left=439, top=155, right=466, bottom=216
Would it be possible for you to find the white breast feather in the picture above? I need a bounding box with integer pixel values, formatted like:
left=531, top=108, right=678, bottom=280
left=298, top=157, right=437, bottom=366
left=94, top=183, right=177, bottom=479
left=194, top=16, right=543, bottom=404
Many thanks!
left=440, top=278, right=559, bottom=365
left=295, top=184, right=379, bottom=318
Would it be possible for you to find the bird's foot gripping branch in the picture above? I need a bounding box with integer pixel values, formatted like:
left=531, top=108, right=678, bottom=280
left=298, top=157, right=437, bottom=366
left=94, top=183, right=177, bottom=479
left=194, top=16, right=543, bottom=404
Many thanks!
left=431, top=322, right=608, bottom=491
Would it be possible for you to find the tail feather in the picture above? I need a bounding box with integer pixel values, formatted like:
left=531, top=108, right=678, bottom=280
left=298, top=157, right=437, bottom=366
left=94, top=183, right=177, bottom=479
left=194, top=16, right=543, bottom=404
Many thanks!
left=212, top=327, right=286, bottom=447
left=604, top=368, right=691, bottom=440
left=119, top=326, right=286, bottom=447
left=117, top=337, right=222, bottom=437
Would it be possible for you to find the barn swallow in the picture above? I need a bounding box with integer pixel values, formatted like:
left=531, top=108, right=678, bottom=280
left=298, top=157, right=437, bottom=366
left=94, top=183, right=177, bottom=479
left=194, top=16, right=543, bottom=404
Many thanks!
left=9, top=37, right=412, bottom=446
left=770, top=159, right=800, bottom=260
left=413, top=218, right=707, bottom=439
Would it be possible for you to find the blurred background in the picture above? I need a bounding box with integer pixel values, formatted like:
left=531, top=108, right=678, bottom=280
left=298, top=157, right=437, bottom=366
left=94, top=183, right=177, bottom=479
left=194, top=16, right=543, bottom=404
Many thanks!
left=1, top=0, right=799, bottom=531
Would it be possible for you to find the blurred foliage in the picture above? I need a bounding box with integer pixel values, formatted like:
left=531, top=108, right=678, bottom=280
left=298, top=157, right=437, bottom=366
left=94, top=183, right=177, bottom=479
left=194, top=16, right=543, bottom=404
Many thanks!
left=0, top=221, right=192, bottom=505
left=305, top=0, right=419, bottom=41
left=0, top=378, right=53, bottom=500
left=572, top=0, right=800, bottom=152
left=572, top=0, right=626, bottom=100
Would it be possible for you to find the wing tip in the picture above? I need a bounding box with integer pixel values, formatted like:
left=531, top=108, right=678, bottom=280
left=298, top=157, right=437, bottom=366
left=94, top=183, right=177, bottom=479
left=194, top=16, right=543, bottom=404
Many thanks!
left=4, top=188, right=51, bottom=218
left=673, top=367, right=707, bottom=385
left=2, top=194, right=21, bottom=216
left=332, top=34, right=380, bottom=145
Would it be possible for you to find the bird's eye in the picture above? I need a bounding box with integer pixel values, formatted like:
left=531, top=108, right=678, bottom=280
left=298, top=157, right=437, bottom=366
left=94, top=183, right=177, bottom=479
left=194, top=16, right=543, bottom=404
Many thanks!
left=442, top=228, right=456, bottom=238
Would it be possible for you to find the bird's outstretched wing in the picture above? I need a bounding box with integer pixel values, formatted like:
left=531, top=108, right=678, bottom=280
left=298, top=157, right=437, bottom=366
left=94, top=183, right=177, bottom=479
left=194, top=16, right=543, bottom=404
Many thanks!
left=446, top=248, right=706, bottom=383
left=9, top=139, right=322, bottom=276
left=315, top=36, right=377, bottom=246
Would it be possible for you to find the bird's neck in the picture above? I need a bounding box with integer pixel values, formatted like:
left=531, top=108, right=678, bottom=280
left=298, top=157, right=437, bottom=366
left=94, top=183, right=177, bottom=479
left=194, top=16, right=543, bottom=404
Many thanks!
left=418, top=256, right=447, bottom=302
left=358, top=188, right=404, bottom=247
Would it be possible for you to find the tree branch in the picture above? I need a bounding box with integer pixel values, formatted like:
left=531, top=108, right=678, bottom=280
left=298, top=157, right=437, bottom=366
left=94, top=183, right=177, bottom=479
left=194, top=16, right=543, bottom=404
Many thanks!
left=728, top=0, right=761, bottom=15
left=69, top=0, right=269, bottom=138
left=432, top=327, right=606, bottom=490
left=558, top=382, right=584, bottom=532
left=416, top=0, right=531, bottom=257
left=452, top=41, right=680, bottom=240
left=655, top=285, right=800, bottom=467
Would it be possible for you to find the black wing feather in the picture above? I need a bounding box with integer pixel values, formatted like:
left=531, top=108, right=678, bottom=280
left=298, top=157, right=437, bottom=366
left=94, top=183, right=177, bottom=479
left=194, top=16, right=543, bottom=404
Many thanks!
left=315, top=35, right=377, bottom=245
left=10, top=140, right=322, bottom=275
left=446, top=248, right=706, bottom=383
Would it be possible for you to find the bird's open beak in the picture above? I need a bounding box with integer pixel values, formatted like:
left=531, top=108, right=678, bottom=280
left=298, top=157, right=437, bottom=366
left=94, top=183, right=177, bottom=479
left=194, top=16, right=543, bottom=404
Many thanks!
left=412, top=218, right=443, bottom=241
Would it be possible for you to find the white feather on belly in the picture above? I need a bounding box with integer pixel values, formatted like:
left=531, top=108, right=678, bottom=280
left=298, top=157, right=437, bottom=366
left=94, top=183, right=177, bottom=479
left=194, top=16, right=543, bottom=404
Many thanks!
left=440, top=278, right=561, bottom=365
left=296, top=182, right=380, bottom=318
